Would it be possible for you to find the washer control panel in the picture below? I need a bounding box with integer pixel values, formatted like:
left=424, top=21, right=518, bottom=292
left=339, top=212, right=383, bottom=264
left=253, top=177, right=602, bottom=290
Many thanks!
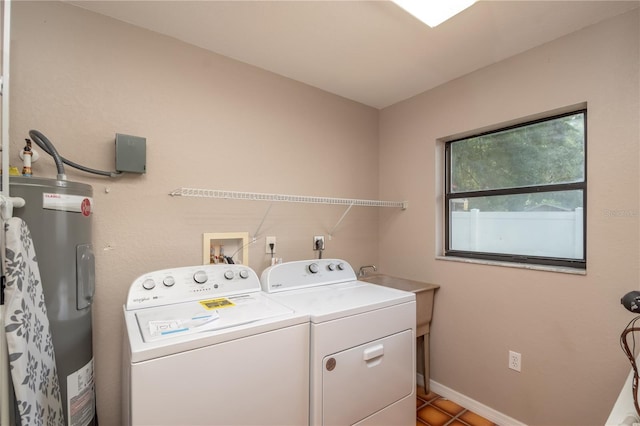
left=260, top=258, right=357, bottom=293
left=125, top=264, right=260, bottom=310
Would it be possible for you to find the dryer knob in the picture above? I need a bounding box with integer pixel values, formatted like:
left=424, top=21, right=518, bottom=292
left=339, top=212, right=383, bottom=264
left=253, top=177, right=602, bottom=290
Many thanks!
left=327, top=263, right=336, bottom=271
left=337, top=262, right=346, bottom=270
left=239, top=269, right=250, bottom=279
left=193, top=270, right=208, bottom=284
left=163, top=276, right=176, bottom=287
left=142, top=278, right=156, bottom=290
left=308, top=263, right=319, bottom=274
left=224, top=270, right=235, bottom=280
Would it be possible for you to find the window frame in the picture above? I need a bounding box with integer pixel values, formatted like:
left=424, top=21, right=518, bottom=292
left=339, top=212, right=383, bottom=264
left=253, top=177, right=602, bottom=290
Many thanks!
left=444, top=109, right=587, bottom=269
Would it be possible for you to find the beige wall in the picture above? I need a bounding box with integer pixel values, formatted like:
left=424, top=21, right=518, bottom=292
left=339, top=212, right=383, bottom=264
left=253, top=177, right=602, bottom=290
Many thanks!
left=379, top=8, right=639, bottom=426
left=6, top=2, right=640, bottom=426
left=8, top=2, right=384, bottom=425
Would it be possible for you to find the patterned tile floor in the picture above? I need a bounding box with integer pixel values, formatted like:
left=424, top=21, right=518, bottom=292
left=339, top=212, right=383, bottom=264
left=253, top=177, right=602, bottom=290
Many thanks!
left=416, top=387, right=497, bottom=426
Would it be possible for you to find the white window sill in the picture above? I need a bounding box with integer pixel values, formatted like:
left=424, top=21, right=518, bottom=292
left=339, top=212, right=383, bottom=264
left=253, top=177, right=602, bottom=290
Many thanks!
left=435, top=256, right=586, bottom=275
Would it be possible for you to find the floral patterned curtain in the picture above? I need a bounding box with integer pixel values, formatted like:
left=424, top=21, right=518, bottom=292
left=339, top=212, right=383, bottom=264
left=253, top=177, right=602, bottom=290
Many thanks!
left=3, top=217, right=64, bottom=426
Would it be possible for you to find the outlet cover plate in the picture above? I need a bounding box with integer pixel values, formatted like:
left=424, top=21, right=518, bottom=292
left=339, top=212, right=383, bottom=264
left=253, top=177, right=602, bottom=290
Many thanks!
left=313, top=235, right=325, bottom=250
left=266, top=236, right=276, bottom=254
left=509, top=350, right=521, bottom=372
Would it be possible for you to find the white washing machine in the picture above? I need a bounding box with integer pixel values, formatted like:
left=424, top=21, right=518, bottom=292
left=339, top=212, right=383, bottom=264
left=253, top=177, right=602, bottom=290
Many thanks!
left=122, top=263, right=309, bottom=426
left=260, top=259, right=416, bottom=426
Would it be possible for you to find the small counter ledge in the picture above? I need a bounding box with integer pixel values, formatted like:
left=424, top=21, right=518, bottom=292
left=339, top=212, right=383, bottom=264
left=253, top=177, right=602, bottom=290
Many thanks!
left=359, top=274, right=439, bottom=392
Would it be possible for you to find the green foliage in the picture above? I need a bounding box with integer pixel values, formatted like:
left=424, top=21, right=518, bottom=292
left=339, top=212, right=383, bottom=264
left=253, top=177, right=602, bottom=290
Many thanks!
left=449, top=112, right=585, bottom=211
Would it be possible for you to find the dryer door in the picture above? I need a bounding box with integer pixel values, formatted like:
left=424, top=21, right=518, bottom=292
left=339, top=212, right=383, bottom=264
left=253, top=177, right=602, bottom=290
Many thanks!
left=322, top=329, right=414, bottom=425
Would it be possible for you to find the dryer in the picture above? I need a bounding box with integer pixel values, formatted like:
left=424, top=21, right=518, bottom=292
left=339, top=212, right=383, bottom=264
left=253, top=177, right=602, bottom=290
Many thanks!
left=261, top=259, right=416, bottom=426
left=122, top=263, right=309, bottom=426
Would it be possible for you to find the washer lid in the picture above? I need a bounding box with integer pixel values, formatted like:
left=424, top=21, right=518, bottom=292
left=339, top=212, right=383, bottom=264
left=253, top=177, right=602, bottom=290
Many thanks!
left=134, top=293, right=294, bottom=343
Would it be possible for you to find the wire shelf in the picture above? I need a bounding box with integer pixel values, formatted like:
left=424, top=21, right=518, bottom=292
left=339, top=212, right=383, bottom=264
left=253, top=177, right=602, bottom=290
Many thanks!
left=169, top=187, right=408, bottom=209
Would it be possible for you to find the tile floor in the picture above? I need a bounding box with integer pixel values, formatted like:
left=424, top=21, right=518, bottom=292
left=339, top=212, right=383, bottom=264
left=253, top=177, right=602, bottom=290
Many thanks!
left=416, top=387, right=497, bottom=426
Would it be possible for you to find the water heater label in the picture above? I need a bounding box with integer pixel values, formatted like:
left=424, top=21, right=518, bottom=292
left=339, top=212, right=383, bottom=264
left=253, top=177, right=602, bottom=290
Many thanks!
left=43, top=193, right=93, bottom=216
left=67, top=358, right=95, bottom=426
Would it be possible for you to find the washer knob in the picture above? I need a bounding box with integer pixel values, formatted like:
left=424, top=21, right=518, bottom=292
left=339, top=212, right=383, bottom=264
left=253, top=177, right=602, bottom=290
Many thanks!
left=327, top=263, right=336, bottom=271
left=239, top=269, right=250, bottom=279
left=163, top=276, right=176, bottom=287
left=142, top=278, right=156, bottom=290
left=224, top=270, right=235, bottom=280
left=193, top=270, right=208, bottom=284
left=308, top=263, right=319, bottom=274
left=337, top=262, right=346, bottom=270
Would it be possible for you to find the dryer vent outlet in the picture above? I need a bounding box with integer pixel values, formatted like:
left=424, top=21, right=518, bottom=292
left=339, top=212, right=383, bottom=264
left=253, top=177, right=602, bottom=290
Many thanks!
left=313, top=236, right=325, bottom=251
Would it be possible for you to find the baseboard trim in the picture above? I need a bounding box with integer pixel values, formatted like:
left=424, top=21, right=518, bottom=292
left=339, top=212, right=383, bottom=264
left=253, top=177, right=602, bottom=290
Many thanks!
left=417, top=374, right=527, bottom=426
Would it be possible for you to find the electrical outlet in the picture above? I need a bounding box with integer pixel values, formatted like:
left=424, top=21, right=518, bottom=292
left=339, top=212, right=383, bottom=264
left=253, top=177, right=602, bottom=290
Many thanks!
left=265, top=236, right=276, bottom=254
left=313, top=235, right=325, bottom=251
left=509, top=350, right=521, bottom=372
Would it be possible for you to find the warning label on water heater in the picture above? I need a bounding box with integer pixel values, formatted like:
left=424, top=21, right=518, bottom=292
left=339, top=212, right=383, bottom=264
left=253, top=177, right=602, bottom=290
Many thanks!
left=43, top=193, right=93, bottom=217
left=67, top=358, right=95, bottom=426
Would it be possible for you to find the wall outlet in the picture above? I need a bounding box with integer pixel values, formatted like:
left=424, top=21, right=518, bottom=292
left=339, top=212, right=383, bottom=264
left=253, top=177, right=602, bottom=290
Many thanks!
left=266, top=236, right=276, bottom=254
left=313, top=235, right=325, bottom=251
left=509, top=350, right=522, bottom=372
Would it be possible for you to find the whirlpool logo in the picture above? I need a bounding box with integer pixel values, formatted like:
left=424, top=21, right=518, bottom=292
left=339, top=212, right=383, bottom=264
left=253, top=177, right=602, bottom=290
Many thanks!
left=133, top=297, right=150, bottom=304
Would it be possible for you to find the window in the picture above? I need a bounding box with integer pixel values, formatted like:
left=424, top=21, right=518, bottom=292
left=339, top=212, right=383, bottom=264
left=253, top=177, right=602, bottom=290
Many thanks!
left=445, top=110, right=586, bottom=269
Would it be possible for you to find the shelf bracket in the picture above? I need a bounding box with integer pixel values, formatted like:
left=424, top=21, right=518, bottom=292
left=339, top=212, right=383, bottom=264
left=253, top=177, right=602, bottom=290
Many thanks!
left=252, top=202, right=274, bottom=240
left=328, top=202, right=354, bottom=240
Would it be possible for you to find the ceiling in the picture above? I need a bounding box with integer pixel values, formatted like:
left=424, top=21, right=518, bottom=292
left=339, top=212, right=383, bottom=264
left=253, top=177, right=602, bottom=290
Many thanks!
left=67, top=0, right=639, bottom=109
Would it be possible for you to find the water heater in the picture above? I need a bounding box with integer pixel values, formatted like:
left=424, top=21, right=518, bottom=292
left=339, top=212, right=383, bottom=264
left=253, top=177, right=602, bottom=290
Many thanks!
left=9, top=176, right=96, bottom=426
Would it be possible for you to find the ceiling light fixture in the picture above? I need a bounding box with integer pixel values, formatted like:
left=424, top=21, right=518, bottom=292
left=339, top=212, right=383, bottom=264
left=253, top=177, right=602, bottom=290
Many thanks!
left=391, top=0, right=477, bottom=28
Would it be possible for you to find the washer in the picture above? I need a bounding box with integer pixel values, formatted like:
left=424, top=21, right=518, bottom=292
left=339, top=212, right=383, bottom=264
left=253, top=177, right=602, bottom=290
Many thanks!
left=261, top=259, right=416, bottom=426
left=122, top=263, right=309, bottom=426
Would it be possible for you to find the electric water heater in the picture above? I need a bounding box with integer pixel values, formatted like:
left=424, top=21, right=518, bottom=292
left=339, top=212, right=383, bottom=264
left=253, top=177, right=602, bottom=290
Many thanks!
left=10, top=176, right=96, bottom=426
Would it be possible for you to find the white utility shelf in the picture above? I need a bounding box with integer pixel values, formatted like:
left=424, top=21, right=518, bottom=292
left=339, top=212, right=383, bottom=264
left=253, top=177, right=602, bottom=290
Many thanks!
left=169, top=188, right=408, bottom=209
left=170, top=187, right=408, bottom=239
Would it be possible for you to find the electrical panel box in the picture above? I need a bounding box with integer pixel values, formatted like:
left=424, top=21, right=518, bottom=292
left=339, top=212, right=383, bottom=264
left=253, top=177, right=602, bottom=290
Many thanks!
left=115, top=133, right=146, bottom=174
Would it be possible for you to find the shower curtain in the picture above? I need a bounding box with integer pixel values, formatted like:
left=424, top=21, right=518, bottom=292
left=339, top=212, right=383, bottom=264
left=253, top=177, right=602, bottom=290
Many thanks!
left=3, top=217, right=64, bottom=426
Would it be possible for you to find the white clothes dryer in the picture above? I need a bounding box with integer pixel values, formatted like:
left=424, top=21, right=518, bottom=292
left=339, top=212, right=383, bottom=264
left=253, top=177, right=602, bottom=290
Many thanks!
left=122, top=263, right=309, bottom=426
left=261, top=259, right=416, bottom=426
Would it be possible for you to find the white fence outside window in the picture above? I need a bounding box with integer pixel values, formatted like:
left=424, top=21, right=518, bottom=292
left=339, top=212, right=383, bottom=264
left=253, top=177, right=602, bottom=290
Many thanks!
left=450, top=208, right=584, bottom=259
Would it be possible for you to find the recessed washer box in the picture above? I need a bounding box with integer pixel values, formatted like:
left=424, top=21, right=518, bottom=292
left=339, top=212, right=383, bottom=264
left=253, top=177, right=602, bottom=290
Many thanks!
left=116, top=133, right=146, bottom=174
